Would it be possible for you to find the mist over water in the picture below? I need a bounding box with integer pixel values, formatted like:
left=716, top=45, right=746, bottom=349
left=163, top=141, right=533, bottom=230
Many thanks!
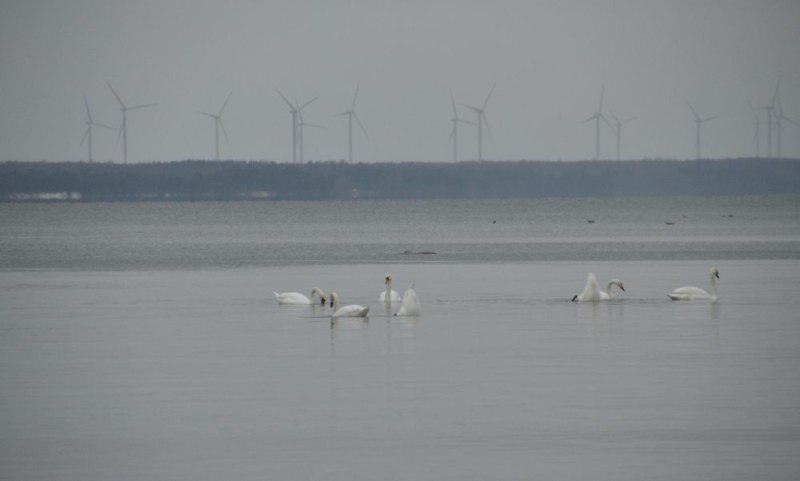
left=1, top=196, right=800, bottom=480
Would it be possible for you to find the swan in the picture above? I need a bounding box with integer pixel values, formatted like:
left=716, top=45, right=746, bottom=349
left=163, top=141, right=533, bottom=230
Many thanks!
left=274, top=287, right=326, bottom=305
left=600, top=279, right=625, bottom=300
left=379, top=274, right=402, bottom=303
left=329, top=291, right=370, bottom=318
left=572, top=273, right=603, bottom=302
left=394, top=283, right=421, bottom=316
left=668, top=268, right=720, bottom=301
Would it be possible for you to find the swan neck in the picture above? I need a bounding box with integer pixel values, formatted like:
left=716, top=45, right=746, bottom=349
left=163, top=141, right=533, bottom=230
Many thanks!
left=605, top=281, right=614, bottom=299
left=710, top=272, right=717, bottom=299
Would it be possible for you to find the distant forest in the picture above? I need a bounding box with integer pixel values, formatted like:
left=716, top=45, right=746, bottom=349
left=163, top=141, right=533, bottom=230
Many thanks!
left=1, top=158, right=799, bottom=201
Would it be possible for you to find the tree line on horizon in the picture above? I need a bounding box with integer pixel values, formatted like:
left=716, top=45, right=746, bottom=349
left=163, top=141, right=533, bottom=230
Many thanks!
left=1, top=158, right=799, bottom=202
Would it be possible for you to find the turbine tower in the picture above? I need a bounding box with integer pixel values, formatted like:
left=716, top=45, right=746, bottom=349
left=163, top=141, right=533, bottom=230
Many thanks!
left=448, top=89, right=474, bottom=162
left=687, top=101, right=719, bottom=160
left=278, top=91, right=318, bottom=163
left=107, top=82, right=156, bottom=164
left=607, top=108, right=636, bottom=161
left=462, top=85, right=495, bottom=161
left=335, top=84, right=367, bottom=163
left=198, top=91, right=233, bottom=161
left=581, top=84, right=610, bottom=160
left=81, top=94, right=113, bottom=163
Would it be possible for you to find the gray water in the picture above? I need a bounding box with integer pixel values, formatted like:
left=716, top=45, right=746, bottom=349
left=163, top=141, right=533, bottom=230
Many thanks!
left=2, top=196, right=800, bottom=480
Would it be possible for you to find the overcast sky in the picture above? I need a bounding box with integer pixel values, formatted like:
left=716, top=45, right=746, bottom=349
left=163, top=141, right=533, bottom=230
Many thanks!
left=1, top=0, right=798, bottom=163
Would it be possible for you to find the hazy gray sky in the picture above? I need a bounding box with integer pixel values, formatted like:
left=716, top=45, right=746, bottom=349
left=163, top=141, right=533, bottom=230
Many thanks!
left=1, top=0, right=798, bottom=163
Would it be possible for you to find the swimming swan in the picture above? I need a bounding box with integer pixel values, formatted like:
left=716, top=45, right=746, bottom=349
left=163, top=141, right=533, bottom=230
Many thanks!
left=329, top=291, right=370, bottom=318
left=394, top=283, right=421, bottom=316
left=668, top=268, right=720, bottom=301
left=379, top=274, right=402, bottom=303
left=600, top=279, right=625, bottom=300
left=572, top=273, right=603, bottom=302
left=274, top=287, right=326, bottom=305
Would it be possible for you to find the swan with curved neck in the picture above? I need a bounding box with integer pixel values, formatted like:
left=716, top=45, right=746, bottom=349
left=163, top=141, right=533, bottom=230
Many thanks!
left=379, top=274, right=402, bottom=303
left=394, top=283, right=421, bottom=316
left=668, top=268, right=720, bottom=301
left=329, top=291, right=370, bottom=318
left=600, top=279, right=625, bottom=300
left=572, top=273, right=602, bottom=302
left=274, top=287, right=326, bottom=305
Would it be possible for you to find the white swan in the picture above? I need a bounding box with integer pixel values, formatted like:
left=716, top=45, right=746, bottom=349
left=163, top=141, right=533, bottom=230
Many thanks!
left=600, top=279, right=625, bottom=300
left=668, top=268, right=720, bottom=301
left=572, top=273, right=602, bottom=302
left=274, top=287, right=326, bottom=305
left=329, top=291, right=370, bottom=318
left=394, top=283, right=421, bottom=316
left=379, top=274, right=402, bottom=303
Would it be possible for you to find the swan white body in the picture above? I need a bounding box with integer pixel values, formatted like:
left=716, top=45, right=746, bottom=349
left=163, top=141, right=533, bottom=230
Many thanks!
left=668, top=268, right=720, bottom=301
left=274, top=287, right=326, bottom=305
left=395, top=283, right=421, bottom=316
left=379, top=274, right=402, bottom=302
left=572, top=273, right=603, bottom=302
left=600, top=279, right=625, bottom=300
left=330, top=291, right=370, bottom=318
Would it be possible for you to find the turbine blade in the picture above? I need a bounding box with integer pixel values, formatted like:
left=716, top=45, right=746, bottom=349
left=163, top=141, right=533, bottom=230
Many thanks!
left=117, top=119, right=124, bottom=142
left=198, top=111, right=216, bottom=118
left=703, top=115, right=720, bottom=122
left=450, top=88, right=458, bottom=118
left=219, top=119, right=231, bottom=146
left=351, top=83, right=360, bottom=111
left=302, top=123, right=325, bottom=128
left=601, top=113, right=613, bottom=129
left=219, top=90, right=233, bottom=116
left=581, top=114, right=596, bottom=124
left=80, top=128, right=89, bottom=146
left=94, top=122, right=115, bottom=129
left=686, top=101, right=699, bottom=120
left=458, top=118, right=476, bottom=125
left=482, top=113, right=493, bottom=142
left=598, top=83, right=605, bottom=112
left=335, top=111, right=350, bottom=117
left=482, top=84, right=496, bottom=110
left=84, top=94, right=92, bottom=122
left=277, top=90, right=296, bottom=111
left=353, top=111, right=368, bottom=138
left=462, top=103, right=481, bottom=113
left=128, top=103, right=157, bottom=110
left=299, top=95, right=319, bottom=111
left=607, top=108, right=620, bottom=125
left=771, top=79, right=781, bottom=108
left=622, top=116, right=637, bottom=126
left=107, top=81, right=125, bottom=108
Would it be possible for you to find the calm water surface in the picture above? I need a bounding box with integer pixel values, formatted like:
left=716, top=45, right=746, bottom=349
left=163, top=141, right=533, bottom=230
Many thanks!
left=1, top=197, right=800, bottom=480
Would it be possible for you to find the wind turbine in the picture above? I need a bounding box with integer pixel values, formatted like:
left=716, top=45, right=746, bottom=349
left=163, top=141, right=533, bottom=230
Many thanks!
left=607, top=108, right=636, bottom=161
left=335, top=84, right=367, bottom=163
left=687, top=101, right=719, bottom=160
left=448, top=89, right=475, bottom=162
left=278, top=90, right=318, bottom=163
left=198, top=91, right=232, bottom=161
left=81, top=94, right=113, bottom=163
left=581, top=84, right=610, bottom=160
left=107, top=82, right=156, bottom=164
left=297, top=111, right=324, bottom=163
left=749, top=101, right=765, bottom=158
left=773, top=95, right=798, bottom=159
left=462, top=85, right=495, bottom=161
left=758, top=81, right=780, bottom=158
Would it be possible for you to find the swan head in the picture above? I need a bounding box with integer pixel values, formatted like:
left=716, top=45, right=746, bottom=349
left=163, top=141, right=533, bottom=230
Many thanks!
left=610, top=279, right=625, bottom=291
left=385, top=275, right=392, bottom=285
left=710, top=268, right=720, bottom=279
left=571, top=295, right=578, bottom=302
